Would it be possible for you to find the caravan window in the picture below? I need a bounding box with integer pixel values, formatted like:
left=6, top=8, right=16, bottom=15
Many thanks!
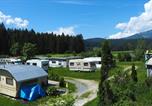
left=32, top=63, right=37, bottom=66
left=27, top=62, right=30, bottom=65
left=90, top=62, right=96, bottom=67
left=84, top=63, right=89, bottom=66
left=70, top=62, right=74, bottom=66
left=43, top=63, right=49, bottom=66
left=6, top=78, right=13, bottom=85
left=52, top=61, right=56, bottom=63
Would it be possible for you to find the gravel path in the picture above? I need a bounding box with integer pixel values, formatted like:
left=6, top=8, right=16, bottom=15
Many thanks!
left=65, top=78, right=98, bottom=106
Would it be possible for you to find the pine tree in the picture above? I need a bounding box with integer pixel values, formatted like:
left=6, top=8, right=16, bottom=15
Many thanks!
left=99, top=40, right=115, bottom=106
left=131, top=63, right=138, bottom=82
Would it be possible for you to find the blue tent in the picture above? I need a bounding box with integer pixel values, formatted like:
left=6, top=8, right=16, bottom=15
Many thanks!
left=20, top=84, right=45, bottom=101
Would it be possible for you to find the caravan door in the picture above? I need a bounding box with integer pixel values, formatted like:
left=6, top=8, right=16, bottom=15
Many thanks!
left=76, top=62, right=82, bottom=71
left=0, top=76, right=1, bottom=93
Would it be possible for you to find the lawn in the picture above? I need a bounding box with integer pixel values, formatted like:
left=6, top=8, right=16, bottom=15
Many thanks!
left=48, top=67, right=101, bottom=80
left=67, top=82, right=77, bottom=93
left=112, top=50, right=133, bottom=58
left=46, top=53, right=80, bottom=57
left=0, top=94, right=45, bottom=106
left=84, top=97, right=99, bottom=106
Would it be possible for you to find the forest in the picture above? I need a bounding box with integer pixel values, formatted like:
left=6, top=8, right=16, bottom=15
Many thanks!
left=0, top=23, right=84, bottom=55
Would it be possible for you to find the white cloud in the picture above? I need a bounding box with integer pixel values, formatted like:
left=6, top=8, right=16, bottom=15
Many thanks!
left=52, top=0, right=92, bottom=6
left=109, top=0, right=152, bottom=39
left=0, top=11, right=29, bottom=28
left=49, top=26, right=76, bottom=35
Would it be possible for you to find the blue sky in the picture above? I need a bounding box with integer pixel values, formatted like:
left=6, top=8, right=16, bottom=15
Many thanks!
left=0, top=0, right=151, bottom=39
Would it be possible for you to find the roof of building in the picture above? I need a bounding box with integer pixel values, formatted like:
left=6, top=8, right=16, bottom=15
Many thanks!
left=0, top=65, right=48, bottom=82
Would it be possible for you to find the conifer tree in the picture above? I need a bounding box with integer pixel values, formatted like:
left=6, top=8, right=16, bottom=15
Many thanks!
left=131, top=63, right=138, bottom=82
left=99, top=40, right=115, bottom=106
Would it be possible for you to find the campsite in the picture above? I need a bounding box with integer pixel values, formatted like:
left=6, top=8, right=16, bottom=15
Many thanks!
left=1, top=0, right=152, bottom=106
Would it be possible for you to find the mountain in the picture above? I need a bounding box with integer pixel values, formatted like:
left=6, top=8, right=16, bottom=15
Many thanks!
left=84, top=38, right=105, bottom=50
left=84, top=29, right=152, bottom=51
left=124, top=30, right=152, bottom=39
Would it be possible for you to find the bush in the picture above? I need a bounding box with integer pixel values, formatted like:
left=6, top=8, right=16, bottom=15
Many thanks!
left=46, top=86, right=58, bottom=96
left=59, top=77, right=66, bottom=87
left=49, top=72, right=60, bottom=81
left=117, top=53, right=132, bottom=62
left=145, top=77, right=152, bottom=87
left=38, top=94, right=75, bottom=106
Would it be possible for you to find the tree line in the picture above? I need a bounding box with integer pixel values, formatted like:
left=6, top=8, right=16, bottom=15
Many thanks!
left=0, top=23, right=84, bottom=55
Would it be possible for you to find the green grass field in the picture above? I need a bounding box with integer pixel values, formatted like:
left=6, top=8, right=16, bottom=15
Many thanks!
left=67, top=82, right=77, bottom=93
left=46, top=53, right=80, bottom=57
left=0, top=95, right=45, bottom=106
left=49, top=67, right=101, bottom=81
left=84, top=97, right=99, bottom=106
left=112, top=50, right=133, bottom=58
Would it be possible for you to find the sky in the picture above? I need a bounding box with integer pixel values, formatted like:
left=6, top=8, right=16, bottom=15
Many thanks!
left=0, top=0, right=151, bottom=39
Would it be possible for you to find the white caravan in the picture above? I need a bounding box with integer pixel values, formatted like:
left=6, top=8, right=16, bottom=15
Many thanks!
left=26, top=59, right=49, bottom=73
left=83, top=57, right=101, bottom=68
left=49, top=58, right=67, bottom=68
left=69, top=59, right=96, bottom=72
left=0, top=58, right=22, bottom=65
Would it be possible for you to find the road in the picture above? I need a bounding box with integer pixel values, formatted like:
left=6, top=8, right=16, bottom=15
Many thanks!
left=65, top=78, right=98, bottom=106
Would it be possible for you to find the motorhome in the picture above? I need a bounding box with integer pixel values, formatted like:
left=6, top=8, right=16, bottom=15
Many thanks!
left=26, top=59, right=49, bottom=73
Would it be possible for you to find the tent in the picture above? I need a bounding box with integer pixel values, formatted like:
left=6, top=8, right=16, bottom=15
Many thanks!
left=20, top=84, right=45, bottom=101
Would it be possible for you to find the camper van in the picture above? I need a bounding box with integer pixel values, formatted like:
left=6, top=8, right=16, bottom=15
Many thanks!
left=26, top=59, right=49, bottom=73
left=69, top=59, right=96, bottom=72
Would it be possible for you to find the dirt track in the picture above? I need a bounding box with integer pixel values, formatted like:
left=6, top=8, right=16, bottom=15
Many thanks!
left=66, top=78, right=98, bottom=106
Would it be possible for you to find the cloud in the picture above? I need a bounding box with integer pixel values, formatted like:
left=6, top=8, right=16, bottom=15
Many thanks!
left=109, top=0, right=152, bottom=39
left=0, top=11, right=29, bottom=28
left=48, top=26, right=76, bottom=35
left=52, top=0, right=92, bottom=6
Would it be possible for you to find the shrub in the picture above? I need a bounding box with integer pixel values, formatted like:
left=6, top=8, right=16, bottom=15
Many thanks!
left=38, top=94, right=75, bottom=106
left=49, top=72, right=60, bottom=81
left=46, top=86, right=58, bottom=96
left=145, top=77, right=152, bottom=87
left=117, top=53, right=132, bottom=62
left=59, top=77, right=66, bottom=87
